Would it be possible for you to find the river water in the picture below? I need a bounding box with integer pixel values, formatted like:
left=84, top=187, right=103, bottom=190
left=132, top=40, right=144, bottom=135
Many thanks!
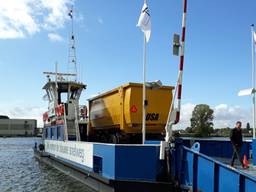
left=0, top=137, right=95, bottom=192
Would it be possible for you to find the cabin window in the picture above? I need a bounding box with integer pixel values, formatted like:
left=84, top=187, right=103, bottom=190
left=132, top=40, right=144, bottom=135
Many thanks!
left=60, top=92, right=68, bottom=103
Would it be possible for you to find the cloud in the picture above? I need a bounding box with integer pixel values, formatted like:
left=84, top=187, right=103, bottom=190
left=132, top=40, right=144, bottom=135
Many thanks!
left=173, top=103, right=251, bottom=129
left=0, top=0, right=75, bottom=39
left=0, top=0, right=39, bottom=38
left=173, top=103, right=195, bottom=129
left=40, top=0, right=73, bottom=30
left=214, top=104, right=250, bottom=128
left=48, top=33, right=63, bottom=42
left=0, top=106, right=46, bottom=127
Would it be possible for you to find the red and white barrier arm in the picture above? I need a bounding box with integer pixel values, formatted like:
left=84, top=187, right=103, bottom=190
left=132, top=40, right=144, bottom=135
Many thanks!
left=175, top=0, right=187, bottom=124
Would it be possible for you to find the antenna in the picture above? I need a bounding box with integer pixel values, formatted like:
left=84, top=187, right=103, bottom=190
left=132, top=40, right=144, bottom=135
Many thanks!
left=68, top=6, right=78, bottom=81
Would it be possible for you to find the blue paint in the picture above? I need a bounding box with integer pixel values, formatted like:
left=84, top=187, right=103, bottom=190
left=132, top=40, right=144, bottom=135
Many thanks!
left=244, top=177, right=256, bottom=192
left=175, top=144, right=256, bottom=192
left=218, top=166, right=239, bottom=192
left=182, top=150, right=194, bottom=186
left=47, top=127, right=51, bottom=139
left=93, top=144, right=116, bottom=179
left=44, top=125, right=64, bottom=141
left=115, top=145, right=160, bottom=181
left=57, top=125, right=64, bottom=141
left=53, top=126, right=58, bottom=140
left=144, top=140, right=161, bottom=144
left=197, top=156, right=214, bottom=192
left=93, top=143, right=161, bottom=181
left=252, top=139, right=256, bottom=165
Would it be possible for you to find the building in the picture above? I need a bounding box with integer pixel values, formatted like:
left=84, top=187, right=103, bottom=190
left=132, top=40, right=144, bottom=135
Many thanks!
left=0, top=116, right=37, bottom=136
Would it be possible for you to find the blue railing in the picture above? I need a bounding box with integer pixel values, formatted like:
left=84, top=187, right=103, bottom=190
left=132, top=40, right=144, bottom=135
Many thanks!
left=182, top=138, right=251, bottom=159
left=174, top=144, right=256, bottom=192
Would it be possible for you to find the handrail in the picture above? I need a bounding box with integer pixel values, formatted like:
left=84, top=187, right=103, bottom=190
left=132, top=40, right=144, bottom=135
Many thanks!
left=63, top=104, right=68, bottom=141
left=176, top=145, right=256, bottom=192
left=74, top=104, right=80, bottom=141
left=183, top=146, right=256, bottom=182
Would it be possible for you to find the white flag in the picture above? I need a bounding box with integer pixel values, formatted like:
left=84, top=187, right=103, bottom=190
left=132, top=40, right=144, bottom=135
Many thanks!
left=254, top=32, right=256, bottom=43
left=68, top=9, right=73, bottom=19
left=137, top=3, right=151, bottom=42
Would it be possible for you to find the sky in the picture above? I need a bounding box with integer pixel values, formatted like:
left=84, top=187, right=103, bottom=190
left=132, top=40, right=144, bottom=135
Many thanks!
left=0, top=0, right=255, bottom=129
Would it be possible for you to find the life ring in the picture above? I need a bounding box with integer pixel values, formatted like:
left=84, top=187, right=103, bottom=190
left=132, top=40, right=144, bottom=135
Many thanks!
left=55, top=106, right=60, bottom=116
left=55, top=105, right=64, bottom=117
left=59, top=104, right=64, bottom=116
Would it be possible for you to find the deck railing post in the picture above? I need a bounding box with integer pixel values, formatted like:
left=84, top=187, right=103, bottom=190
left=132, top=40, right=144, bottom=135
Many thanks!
left=239, top=174, right=245, bottom=192
left=192, top=153, right=198, bottom=191
left=213, top=162, right=219, bottom=192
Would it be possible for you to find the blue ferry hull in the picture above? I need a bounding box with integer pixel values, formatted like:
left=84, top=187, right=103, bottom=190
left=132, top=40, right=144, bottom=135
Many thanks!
left=34, top=137, right=256, bottom=192
left=34, top=140, right=175, bottom=192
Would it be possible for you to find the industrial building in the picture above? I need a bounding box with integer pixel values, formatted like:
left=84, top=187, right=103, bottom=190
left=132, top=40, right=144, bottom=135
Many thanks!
left=0, top=116, right=37, bottom=136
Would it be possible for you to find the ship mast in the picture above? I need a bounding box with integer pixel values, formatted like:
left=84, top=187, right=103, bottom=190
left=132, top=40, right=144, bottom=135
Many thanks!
left=68, top=6, right=78, bottom=81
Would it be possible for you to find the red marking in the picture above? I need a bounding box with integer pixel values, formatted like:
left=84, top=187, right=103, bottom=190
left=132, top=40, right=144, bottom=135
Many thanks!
left=43, top=112, right=48, bottom=121
left=184, top=0, right=187, bottom=13
left=177, top=84, right=182, bottom=99
left=179, top=56, right=184, bottom=71
left=175, top=111, right=180, bottom=124
left=55, top=106, right=60, bottom=116
left=55, top=104, right=64, bottom=117
left=182, top=27, right=186, bottom=42
left=56, top=120, right=64, bottom=125
left=130, top=105, right=138, bottom=113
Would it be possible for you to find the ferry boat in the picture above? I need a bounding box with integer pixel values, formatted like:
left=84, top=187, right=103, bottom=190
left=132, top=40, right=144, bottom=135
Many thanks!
left=35, top=69, right=178, bottom=191
left=34, top=57, right=256, bottom=192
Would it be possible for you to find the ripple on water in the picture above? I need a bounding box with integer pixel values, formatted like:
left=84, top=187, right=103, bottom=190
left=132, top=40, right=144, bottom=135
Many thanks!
left=0, top=137, right=95, bottom=192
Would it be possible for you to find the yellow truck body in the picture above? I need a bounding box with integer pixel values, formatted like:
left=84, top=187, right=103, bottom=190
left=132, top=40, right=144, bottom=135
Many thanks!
left=88, top=83, right=174, bottom=134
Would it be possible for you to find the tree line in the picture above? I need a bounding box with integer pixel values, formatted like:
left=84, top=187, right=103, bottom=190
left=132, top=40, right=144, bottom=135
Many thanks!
left=176, top=104, right=252, bottom=137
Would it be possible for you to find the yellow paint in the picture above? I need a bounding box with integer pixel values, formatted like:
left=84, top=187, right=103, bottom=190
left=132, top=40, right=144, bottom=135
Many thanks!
left=88, top=83, right=174, bottom=134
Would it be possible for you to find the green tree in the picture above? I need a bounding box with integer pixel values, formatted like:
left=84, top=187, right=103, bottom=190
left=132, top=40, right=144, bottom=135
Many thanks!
left=246, top=122, right=250, bottom=130
left=185, top=127, right=193, bottom=133
left=190, top=104, right=214, bottom=137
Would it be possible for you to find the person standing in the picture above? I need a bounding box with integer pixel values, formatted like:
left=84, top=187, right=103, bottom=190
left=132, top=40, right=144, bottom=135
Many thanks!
left=230, top=121, right=246, bottom=168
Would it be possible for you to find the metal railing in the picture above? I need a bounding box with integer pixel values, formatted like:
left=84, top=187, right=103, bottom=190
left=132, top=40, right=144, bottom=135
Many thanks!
left=174, top=144, right=256, bottom=192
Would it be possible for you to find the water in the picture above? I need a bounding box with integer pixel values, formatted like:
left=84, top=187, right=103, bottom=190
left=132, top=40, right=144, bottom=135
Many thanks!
left=0, top=137, right=95, bottom=192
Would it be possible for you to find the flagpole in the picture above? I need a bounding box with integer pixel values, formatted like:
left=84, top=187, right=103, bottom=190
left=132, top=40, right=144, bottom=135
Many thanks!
left=142, top=0, right=147, bottom=144
left=252, top=24, right=256, bottom=139
left=142, top=34, right=147, bottom=144
left=137, top=0, right=150, bottom=144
